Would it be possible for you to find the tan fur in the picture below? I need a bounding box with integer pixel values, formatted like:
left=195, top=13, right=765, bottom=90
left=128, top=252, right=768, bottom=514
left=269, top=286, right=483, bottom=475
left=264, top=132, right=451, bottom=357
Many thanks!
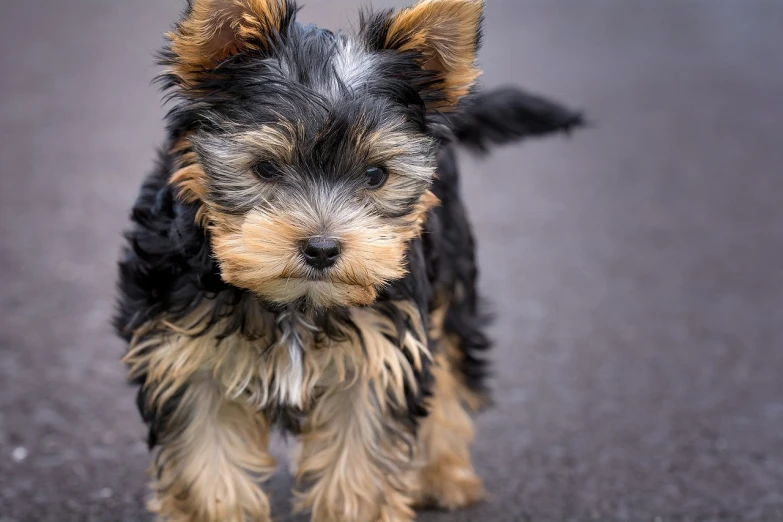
left=359, top=124, right=435, bottom=182
left=427, top=299, right=487, bottom=411
left=190, top=187, right=438, bottom=307
left=294, top=384, right=417, bottom=522
left=125, top=304, right=280, bottom=412
left=235, top=124, right=301, bottom=164
left=444, top=333, right=488, bottom=411
left=294, top=303, right=429, bottom=522
left=127, top=300, right=430, bottom=521
left=412, top=353, right=485, bottom=510
left=168, top=140, right=211, bottom=228
left=168, top=0, right=289, bottom=86
left=166, top=125, right=439, bottom=308
left=126, top=270, right=486, bottom=521
left=169, top=123, right=301, bottom=208
left=125, top=302, right=428, bottom=414
left=385, top=0, right=483, bottom=110
left=147, top=375, right=276, bottom=522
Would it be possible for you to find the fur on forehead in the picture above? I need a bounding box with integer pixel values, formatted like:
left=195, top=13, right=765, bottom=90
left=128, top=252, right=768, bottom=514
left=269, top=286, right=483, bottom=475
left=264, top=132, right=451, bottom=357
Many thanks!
left=160, top=0, right=483, bottom=111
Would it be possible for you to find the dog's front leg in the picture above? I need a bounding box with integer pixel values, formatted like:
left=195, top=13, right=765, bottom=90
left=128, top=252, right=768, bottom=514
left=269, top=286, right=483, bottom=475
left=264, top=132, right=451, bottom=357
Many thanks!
left=294, top=303, right=431, bottom=522
left=295, top=381, right=417, bottom=522
left=145, top=373, right=275, bottom=522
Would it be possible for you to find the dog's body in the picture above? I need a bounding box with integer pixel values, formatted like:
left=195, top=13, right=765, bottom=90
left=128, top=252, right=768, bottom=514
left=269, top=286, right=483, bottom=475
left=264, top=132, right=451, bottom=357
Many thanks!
left=114, top=1, right=581, bottom=520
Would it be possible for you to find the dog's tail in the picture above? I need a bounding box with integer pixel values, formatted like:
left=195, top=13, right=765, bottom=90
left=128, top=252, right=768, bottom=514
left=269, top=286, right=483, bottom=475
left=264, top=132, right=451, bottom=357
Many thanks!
left=448, top=86, right=585, bottom=154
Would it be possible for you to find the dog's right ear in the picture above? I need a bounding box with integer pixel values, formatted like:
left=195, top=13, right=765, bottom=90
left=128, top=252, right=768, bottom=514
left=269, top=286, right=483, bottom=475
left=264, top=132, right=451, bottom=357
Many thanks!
left=361, top=0, right=484, bottom=111
left=164, top=0, right=295, bottom=85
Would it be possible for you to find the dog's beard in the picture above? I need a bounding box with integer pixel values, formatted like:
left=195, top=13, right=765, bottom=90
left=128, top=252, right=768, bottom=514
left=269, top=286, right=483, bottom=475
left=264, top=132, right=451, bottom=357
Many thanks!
left=207, top=202, right=423, bottom=308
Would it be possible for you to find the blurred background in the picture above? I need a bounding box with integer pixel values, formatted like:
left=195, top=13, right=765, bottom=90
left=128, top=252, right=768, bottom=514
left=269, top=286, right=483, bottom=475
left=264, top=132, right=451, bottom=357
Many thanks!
left=1, top=0, right=782, bottom=520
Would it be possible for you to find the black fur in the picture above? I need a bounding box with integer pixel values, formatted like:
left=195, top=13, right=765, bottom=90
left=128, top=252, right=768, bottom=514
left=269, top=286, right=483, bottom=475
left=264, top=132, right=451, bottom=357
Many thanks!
left=449, top=86, right=584, bottom=153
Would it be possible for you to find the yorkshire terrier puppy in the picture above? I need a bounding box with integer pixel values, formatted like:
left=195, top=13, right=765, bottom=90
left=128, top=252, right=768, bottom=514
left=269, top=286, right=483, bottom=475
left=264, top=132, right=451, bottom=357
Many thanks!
left=114, top=0, right=582, bottom=520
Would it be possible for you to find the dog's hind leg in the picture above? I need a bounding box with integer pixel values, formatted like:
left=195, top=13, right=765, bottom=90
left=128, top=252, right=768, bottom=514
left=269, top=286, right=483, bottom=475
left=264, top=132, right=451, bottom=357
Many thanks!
left=412, top=306, right=486, bottom=511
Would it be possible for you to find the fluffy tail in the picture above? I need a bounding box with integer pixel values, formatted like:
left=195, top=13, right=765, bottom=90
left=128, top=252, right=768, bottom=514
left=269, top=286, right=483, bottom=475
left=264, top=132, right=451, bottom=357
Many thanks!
left=449, top=86, right=585, bottom=153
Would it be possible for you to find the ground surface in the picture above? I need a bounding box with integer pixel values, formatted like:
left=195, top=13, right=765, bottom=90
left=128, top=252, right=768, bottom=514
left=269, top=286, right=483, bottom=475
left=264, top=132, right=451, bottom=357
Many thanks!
left=1, top=1, right=783, bottom=521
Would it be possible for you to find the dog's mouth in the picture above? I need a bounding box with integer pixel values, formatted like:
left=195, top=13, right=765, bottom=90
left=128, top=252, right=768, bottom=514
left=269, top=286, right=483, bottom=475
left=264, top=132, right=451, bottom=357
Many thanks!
left=264, top=274, right=378, bottom=308
left=302, top=268, right=332, bottom=282
left=297, top=268, right=365, bottom=286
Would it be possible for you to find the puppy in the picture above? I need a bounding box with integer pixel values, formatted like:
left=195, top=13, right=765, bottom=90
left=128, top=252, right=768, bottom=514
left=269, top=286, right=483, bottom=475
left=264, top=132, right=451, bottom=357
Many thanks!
left=114, top=1, right=582, bottom=520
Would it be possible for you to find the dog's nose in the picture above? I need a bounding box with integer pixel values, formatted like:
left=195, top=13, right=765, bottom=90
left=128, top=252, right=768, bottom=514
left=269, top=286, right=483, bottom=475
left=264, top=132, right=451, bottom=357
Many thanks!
left=301, top=236, right=341, bottom=269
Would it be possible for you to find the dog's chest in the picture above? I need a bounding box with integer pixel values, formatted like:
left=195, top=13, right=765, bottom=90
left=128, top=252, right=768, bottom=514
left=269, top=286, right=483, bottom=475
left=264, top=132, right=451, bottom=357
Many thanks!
left=230, top=303, right=425, bottom=419
left=268, top=311, right=310, bottom=408
left=241, top=310, right=334, bottom=412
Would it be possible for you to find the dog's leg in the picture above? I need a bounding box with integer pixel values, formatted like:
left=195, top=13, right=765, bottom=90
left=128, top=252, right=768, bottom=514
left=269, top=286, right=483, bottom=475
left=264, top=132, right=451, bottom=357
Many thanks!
left=125, top=308, right=279, bottom=522
left=295, top=305, right=428, bottom=522
left=147, top=374, right=275, bottom=522
left=295, top=383, right=417, bottom=522
left=410, top=302, right=485, bottom=510
left=412, top=351, right=485, bottom=510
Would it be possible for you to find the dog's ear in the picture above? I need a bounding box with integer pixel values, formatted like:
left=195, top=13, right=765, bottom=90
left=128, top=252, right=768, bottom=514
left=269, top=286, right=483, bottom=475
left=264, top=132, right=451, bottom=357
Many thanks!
left=166, top=0, right=294, bottom=83
left=364, top=0, right=484, bottom=110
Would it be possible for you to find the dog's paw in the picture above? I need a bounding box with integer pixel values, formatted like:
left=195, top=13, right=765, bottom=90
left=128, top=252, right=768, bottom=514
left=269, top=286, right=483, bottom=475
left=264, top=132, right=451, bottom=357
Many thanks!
left=413, top=463, right=486, bottom=511
left=372, top=503, right=416, bottom=522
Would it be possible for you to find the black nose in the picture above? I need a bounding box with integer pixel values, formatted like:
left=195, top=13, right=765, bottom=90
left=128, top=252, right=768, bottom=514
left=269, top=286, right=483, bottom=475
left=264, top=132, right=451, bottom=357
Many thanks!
left=301, top=236, right=341, bottom=269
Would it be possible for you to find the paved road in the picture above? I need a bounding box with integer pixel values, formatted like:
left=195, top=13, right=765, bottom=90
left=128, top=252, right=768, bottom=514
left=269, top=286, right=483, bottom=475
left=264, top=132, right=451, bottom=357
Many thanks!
left=2, top=1, right=783, bottom=521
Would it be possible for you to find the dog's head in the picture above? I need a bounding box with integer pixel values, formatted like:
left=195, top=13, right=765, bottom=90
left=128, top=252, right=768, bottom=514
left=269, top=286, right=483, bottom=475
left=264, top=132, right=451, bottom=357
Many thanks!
left=162, top=0, right=483, bottom=308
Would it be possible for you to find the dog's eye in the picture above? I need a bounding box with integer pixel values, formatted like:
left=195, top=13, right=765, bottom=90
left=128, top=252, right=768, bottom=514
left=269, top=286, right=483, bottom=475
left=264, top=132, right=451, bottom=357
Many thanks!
left=364, top=166, right=387, bottom=189
left=252, top=161, right=281, bottom=181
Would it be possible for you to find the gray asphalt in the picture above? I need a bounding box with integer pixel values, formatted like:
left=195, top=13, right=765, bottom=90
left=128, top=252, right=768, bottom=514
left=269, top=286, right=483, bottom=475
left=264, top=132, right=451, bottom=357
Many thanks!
left=2, top=1, right=783, bottom=521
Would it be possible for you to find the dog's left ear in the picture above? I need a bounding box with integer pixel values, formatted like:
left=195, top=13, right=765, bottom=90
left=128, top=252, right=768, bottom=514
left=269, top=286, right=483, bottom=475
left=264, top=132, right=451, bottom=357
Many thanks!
left=365, top=0, right=484, bottom=111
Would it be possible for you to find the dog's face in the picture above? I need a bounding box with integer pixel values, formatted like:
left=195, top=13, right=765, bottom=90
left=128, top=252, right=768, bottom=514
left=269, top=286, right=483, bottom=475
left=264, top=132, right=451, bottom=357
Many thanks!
left=164, top=0, right=483, bottom=308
